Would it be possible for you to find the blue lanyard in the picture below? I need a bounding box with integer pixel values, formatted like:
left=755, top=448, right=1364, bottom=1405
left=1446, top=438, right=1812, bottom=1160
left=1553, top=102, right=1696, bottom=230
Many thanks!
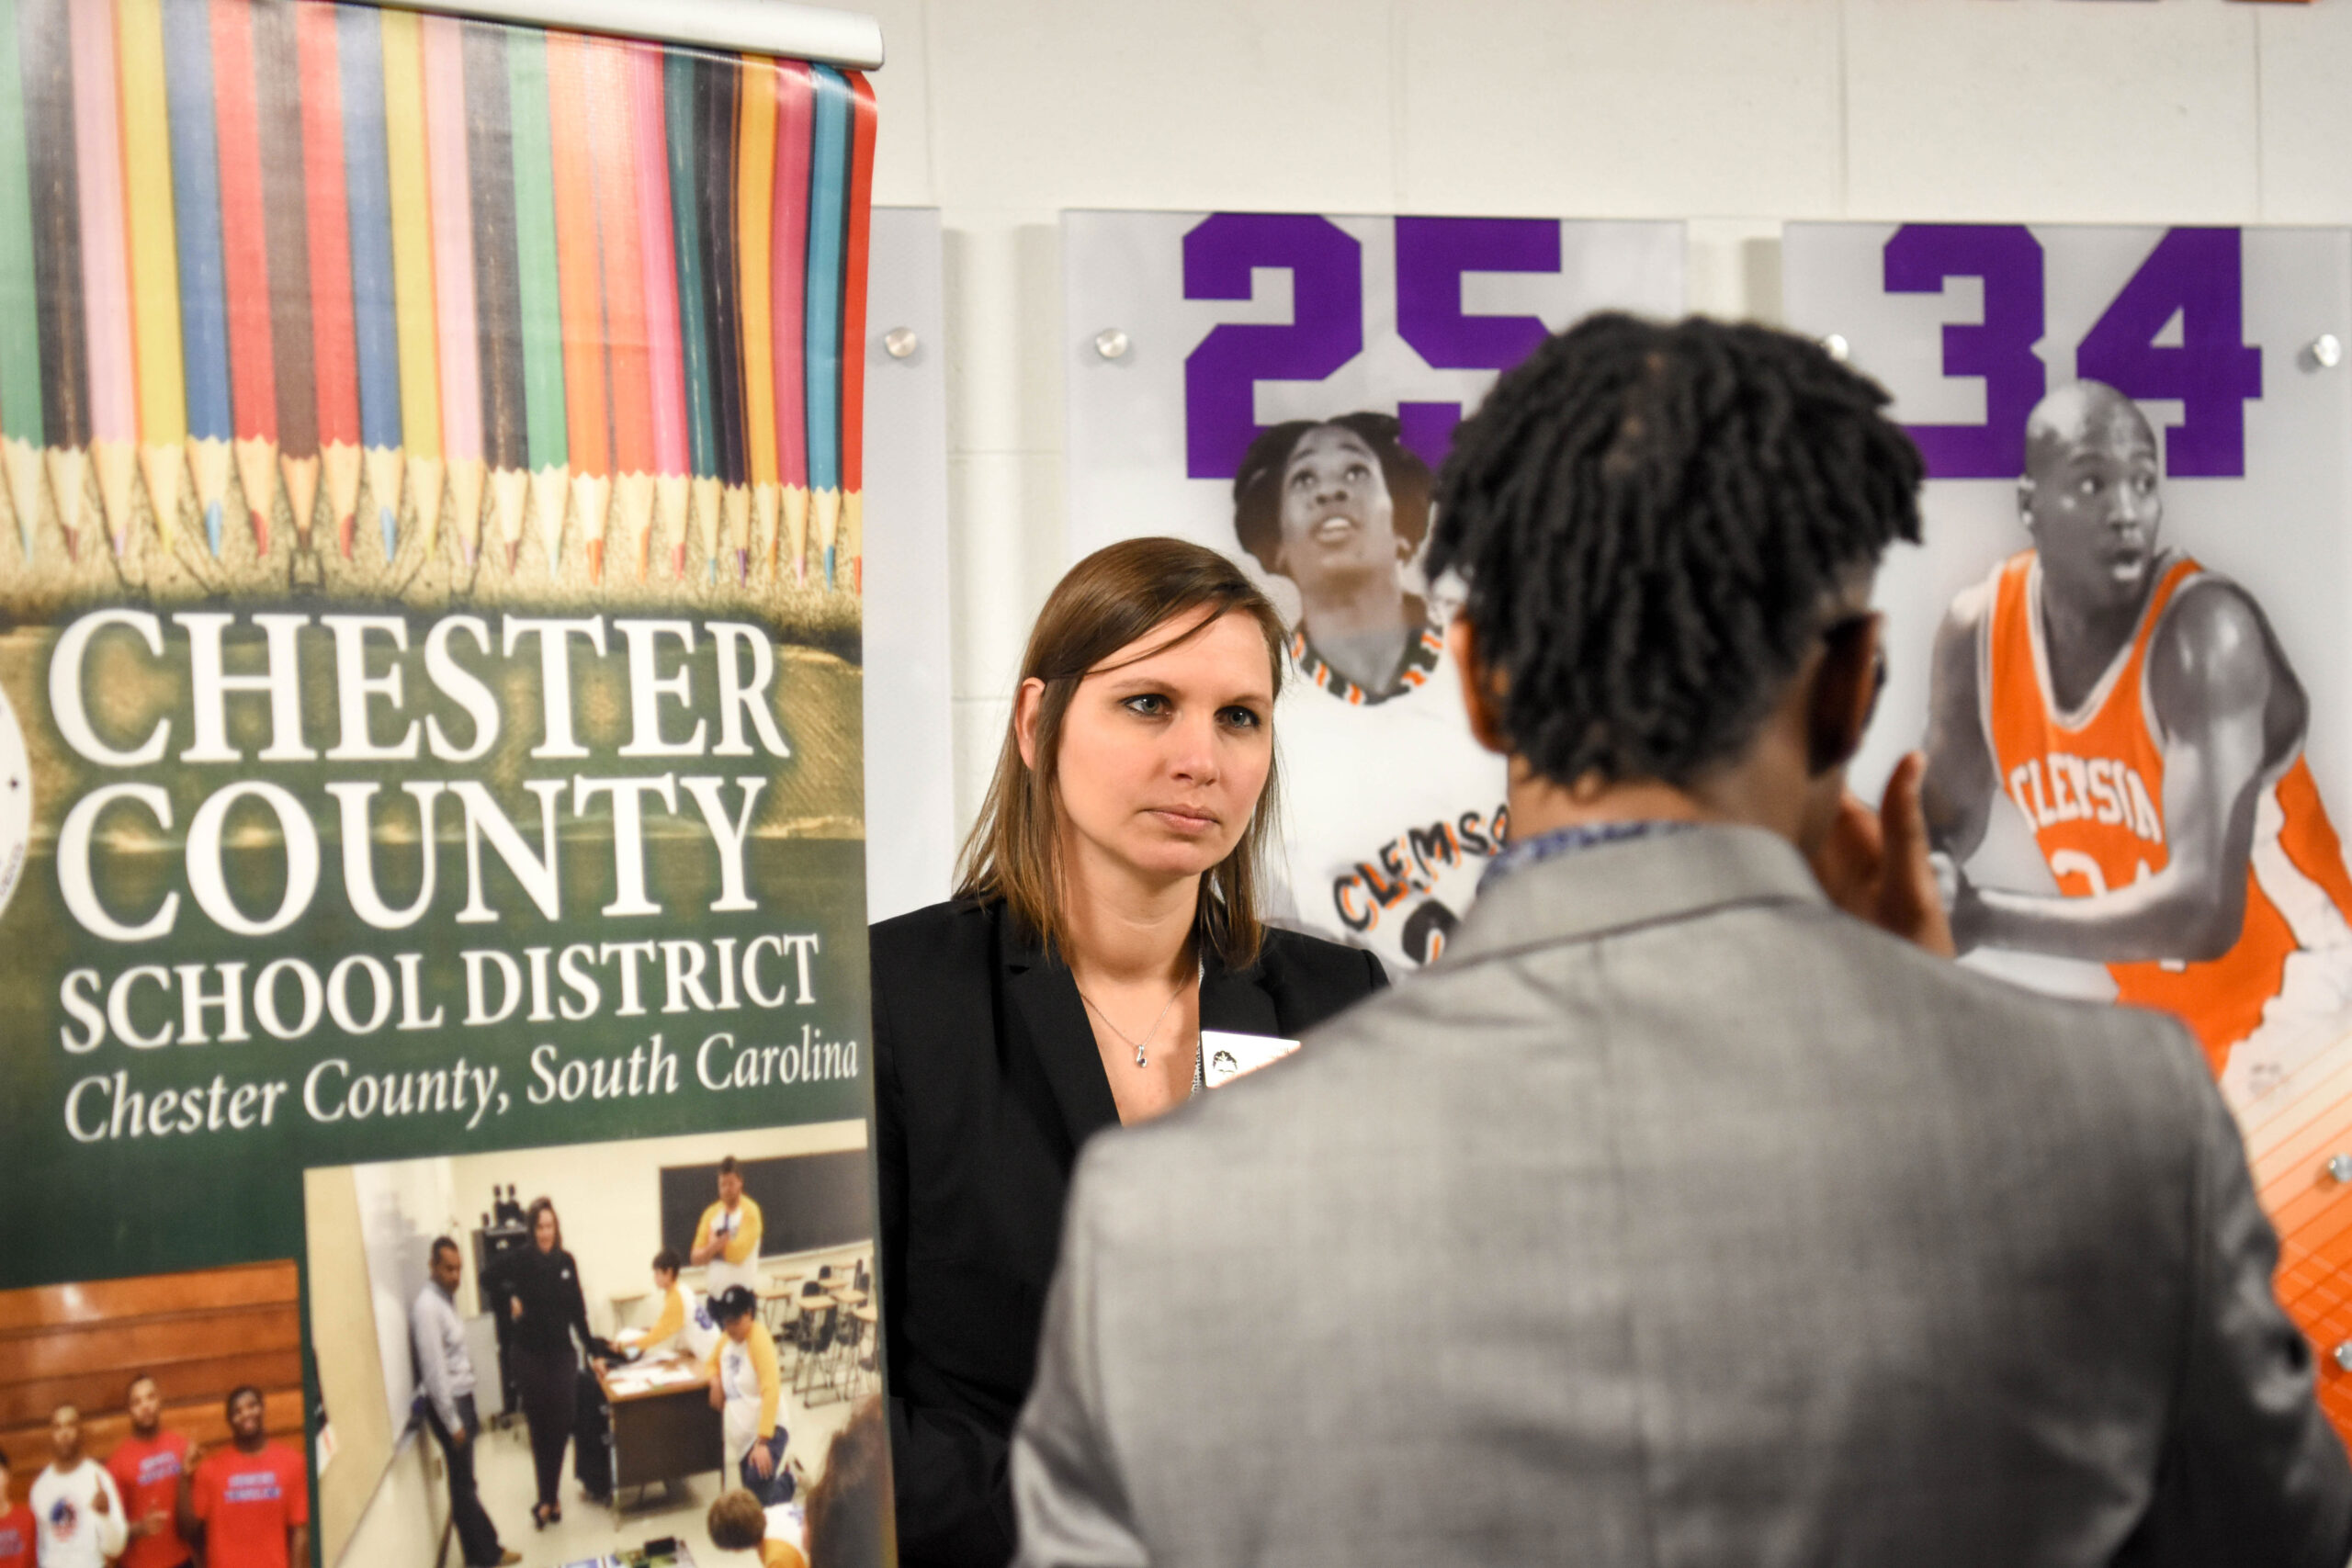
left=1477, top=819, right=1696, bottom=896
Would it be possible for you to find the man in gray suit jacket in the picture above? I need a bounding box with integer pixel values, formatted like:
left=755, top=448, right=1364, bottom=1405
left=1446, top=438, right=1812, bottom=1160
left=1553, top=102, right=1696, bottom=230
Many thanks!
left=1012, top=314, right=2352, bottom=1567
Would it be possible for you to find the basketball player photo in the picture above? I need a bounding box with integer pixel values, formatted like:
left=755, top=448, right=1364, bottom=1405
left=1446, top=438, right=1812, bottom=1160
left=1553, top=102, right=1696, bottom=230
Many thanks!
left=1921, top=380, right=2352, bottom=1108
left=1784, top=220, right=2352, bottom=1442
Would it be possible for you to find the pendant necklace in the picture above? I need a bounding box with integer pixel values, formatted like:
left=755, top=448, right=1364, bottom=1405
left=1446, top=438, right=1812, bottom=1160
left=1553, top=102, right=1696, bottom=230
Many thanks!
left=1077, top=965, right=1199, bottom=1068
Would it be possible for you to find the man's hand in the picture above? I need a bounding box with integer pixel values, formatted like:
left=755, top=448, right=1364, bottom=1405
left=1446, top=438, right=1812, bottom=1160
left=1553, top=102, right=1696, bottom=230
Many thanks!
left=707, top=1378, right=724, bottom=1413
left=91, top=1483, right=111, bottom=1517
left=1811, top=751, right=1957, bottom=958
left=448, top=1424, right=469, bottom=1448
left=509, top=1296, right=523, bottom=1321
left=749, top=1441, right=775, bottom=1479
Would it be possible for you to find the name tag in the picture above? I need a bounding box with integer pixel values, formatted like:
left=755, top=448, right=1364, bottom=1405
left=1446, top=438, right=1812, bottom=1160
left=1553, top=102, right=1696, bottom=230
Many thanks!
left=1201, top=1031, right=1299, bottom=1089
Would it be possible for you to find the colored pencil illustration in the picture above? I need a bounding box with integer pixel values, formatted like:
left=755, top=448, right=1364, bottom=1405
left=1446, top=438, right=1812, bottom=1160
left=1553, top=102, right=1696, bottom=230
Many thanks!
left=420, top=13, right=483, bottom=565
left=631, top=42, right=686, bottom=581
left=545, top=30, right=608, bottom=577
left=736, top=53, right=776, bottom=585
left=212, top=0, right=279, bottom=557
left=117, top=0, right=188, bottom=553
left=23, top=0, right=92, bottom=558
left=806, top=63, right=849, bottom=589
left=770, top=59, right=810, bottom=584
left=297, top=0, right=361, bottom=558
left=588, top=36, right=650, bottom=583
left=662, top=49, right=717, bottom=579
left=0, top=0, right=47, bottom=557
left=696, top=53, right=746, bottom=585
left=255, top=0, right=321, bottom=555
left=72, top=0, right=134, bottom=556
left=464, top=18, right=527, bottom=571
left=380, top=6, right=442, bottom=554
left=337, top=1, right=401, bottom=560
left=505, top=28, right=568, bottom=571
left=162, top=0, right=232, bottom=557
left=0, top=5, right=867, bottom=596
left=841, top=69, right=876, bottom=592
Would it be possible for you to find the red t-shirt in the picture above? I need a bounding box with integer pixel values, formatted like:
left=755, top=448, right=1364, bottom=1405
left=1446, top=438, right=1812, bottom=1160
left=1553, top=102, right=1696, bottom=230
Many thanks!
left=106, top=1430, right=192, bottom=1568
left=191, top=1445, right=307, bottom=1568
left=0, top=1501, right=33, bottom=1568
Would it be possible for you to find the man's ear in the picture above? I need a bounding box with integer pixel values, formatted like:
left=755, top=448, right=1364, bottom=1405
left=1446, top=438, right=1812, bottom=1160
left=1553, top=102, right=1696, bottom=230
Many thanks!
left=1806, top=614, right=1882, bottom=776
left=2016, top=475, right=2036, bottom=530
left=1013, top=677, right=1046, bottom=770
left=1448, top=617, right=1510, bottom=757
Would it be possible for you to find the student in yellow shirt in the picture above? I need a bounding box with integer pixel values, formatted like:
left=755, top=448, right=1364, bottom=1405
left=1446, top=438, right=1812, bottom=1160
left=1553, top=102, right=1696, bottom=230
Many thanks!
left=707, top=1287, right=790, bottom=1505
left=692, top=1157, right=765, bottom=1298
left=704, top=1488, right=806, bottom=1568
left=638, top=1250, right=718, bottom=1361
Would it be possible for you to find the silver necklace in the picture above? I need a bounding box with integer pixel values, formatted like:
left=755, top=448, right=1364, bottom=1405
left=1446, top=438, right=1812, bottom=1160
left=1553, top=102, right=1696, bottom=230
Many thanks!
left=1076, top=966, right=1198, bottom=1068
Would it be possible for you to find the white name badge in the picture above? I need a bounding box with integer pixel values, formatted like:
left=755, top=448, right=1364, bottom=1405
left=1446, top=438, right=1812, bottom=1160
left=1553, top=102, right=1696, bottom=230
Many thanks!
left=1201, top=1031, right=1300, bottom=1089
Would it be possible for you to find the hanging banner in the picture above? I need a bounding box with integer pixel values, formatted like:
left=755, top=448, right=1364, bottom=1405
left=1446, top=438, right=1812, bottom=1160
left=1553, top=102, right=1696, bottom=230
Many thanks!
left=1064, top=211, right=1684, bottom=974
left=1784, top=220, right=2352, bottom=1440
left=0, top=1, right=885, bottom=1562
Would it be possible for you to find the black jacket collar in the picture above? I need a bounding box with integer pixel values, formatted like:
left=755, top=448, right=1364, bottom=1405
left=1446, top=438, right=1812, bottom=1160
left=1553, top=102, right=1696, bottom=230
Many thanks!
left=998, top=905, right=1283, bottom=1150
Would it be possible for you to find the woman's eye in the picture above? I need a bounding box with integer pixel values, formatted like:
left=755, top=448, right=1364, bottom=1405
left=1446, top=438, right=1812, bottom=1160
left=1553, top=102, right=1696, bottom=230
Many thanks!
left=1219, top=706, right=1262, bottom=729
left=1123, top=694, right=1170, bottom=716
left=1346, top=463, right=1369, bottom=483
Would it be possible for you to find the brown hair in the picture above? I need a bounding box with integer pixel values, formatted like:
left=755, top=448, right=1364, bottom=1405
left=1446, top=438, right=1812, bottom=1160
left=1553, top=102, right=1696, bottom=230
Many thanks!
left=955, top=537, right=1288, bottom=969
left=705, top=1488, right=769, bottom=1551
left=805, top=1395, right=892, bottom=1568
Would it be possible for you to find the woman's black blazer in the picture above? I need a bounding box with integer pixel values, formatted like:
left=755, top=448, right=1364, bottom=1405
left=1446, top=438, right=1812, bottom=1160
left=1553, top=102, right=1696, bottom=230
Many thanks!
left=871, top=897, right=1386, bottom=1567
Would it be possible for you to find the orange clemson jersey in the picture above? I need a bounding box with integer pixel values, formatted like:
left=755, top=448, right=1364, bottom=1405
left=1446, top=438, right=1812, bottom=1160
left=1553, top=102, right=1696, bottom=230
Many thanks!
left=1980, top=550, right=2352, bottom=1074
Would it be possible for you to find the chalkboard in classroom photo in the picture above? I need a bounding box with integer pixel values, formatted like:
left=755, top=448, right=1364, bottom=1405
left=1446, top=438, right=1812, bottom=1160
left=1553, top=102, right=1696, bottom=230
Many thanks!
left=660, top=1149, right=873, bottom=1260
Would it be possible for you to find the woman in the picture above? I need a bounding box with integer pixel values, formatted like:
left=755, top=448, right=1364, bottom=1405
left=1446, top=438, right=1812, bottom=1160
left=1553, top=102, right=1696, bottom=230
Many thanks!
left=499, top=1197, right=597, bottom=1526
left=1232, top=412, right=1510, bottom=974
left=872, top=537, right=1387, bottom=1566
left=707, top=1286, right=789, bottom=1506
left=638, top=1248, right=719, bottom=1361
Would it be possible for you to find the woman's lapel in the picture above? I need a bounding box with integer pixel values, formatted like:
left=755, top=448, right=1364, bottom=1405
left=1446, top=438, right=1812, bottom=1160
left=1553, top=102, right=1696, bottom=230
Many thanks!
left=1002, top=937, right=1122, bottom=1150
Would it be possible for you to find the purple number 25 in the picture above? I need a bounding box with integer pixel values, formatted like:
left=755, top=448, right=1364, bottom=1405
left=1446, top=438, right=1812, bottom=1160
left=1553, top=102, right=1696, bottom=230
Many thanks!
left=1182, top=214, right=1561, bottom=479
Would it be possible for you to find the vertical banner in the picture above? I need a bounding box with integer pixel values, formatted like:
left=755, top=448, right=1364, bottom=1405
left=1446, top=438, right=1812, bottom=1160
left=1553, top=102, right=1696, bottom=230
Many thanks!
left=1785, top=221, right=2352, bottom=1442
left=1064, top=211, right=1683, bottom=974
left=0, top=2, right=885, bottom=1563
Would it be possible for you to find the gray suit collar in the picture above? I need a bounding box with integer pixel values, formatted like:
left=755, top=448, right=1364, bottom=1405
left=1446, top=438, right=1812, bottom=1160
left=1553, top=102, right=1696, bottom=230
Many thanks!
left=1446, top=823, right=1828, bottom=964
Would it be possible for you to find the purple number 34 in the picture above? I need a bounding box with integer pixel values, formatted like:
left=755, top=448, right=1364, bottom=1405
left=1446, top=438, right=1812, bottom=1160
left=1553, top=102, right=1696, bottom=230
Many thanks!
left=1884, top=224, right=2262, bottom=480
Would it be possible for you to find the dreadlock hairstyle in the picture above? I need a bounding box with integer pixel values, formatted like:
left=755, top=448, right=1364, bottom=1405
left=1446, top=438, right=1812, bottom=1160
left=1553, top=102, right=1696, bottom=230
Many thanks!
left=1428, top=313, right=1924, bottom=789
left=1231, top=411, right=1433, bottom=576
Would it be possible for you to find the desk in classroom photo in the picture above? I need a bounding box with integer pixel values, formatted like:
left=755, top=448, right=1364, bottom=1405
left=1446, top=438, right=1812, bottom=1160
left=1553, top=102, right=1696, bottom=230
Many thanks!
left=597, top=1357, right=724, bottom=1506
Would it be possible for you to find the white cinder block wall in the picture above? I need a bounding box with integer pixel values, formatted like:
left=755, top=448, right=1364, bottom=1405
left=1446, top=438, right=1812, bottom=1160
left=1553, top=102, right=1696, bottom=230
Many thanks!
left=855, top=0, right=2352, bottom=845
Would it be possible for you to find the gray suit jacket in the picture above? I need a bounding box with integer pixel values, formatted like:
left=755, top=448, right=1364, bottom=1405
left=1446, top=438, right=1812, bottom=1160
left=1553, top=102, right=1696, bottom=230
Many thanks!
left=1012, top=826, right=2352, bottom=1567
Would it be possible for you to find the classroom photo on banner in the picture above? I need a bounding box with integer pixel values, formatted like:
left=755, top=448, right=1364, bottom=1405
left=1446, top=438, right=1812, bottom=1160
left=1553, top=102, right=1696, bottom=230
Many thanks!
left=304, top=1123, right=885, bottom=1568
